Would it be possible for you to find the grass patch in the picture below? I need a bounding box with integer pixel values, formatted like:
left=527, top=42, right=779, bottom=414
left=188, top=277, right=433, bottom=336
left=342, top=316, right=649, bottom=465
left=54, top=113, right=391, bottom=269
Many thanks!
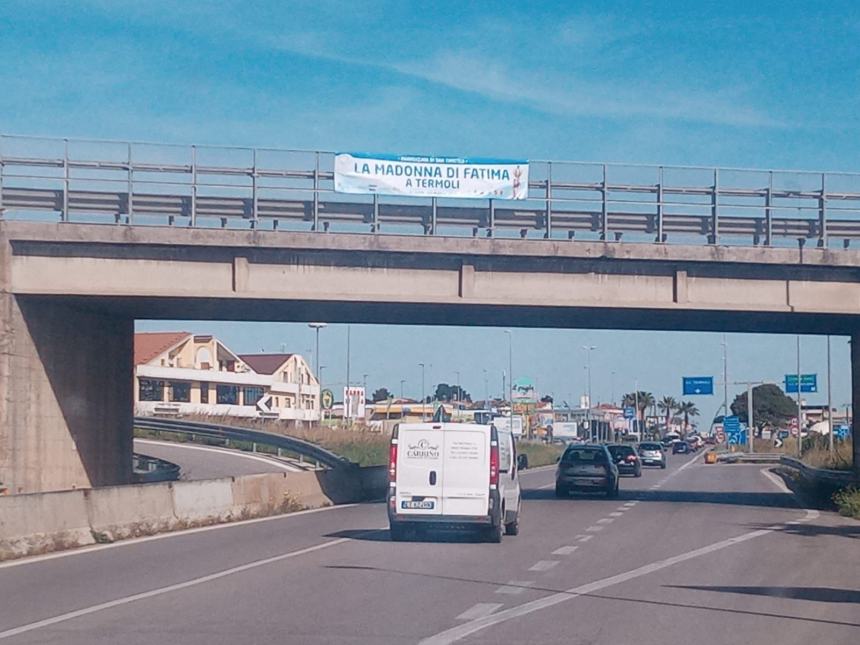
left=518, top=441, right=564, bottom=468
left=798, top=437, right=853, bottom=470
left=833, top=487, right=860, bottom=519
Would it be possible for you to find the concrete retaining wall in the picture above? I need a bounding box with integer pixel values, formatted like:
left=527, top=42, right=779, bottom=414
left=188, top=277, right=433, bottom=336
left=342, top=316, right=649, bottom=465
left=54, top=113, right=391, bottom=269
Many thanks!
left=0, top=465, right=379, bottom=561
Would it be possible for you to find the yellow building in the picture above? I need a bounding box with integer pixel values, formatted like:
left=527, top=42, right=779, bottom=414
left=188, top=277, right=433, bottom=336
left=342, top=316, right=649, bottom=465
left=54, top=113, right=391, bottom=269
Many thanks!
left=134, top=332, right=320, bottom=424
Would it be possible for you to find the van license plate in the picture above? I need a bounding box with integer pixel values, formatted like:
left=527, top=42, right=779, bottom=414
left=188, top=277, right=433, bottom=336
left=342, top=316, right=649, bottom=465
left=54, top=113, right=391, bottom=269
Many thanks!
left=402, top=500, right=434, bottom=510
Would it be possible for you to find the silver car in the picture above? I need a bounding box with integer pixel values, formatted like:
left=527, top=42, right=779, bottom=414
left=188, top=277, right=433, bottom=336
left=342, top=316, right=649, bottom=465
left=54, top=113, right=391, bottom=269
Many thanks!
left=637, top=442, right=667, bottom=469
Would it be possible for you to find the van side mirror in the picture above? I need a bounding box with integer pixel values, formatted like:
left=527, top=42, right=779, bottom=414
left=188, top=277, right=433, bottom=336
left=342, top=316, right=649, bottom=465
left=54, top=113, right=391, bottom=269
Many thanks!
left=517, top=454, right=529, bottom=470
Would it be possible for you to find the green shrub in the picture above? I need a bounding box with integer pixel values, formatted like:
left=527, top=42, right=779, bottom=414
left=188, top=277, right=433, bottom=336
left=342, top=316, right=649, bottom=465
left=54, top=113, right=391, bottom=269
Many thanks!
left=833, top=486, right=860, bottom=519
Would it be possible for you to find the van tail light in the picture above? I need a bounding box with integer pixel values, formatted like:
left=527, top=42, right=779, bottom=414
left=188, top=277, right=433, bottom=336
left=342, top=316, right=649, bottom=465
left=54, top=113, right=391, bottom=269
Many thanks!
left=388, top=441, right=398, bottom=483
left=489, top=440, right=500, bottom=487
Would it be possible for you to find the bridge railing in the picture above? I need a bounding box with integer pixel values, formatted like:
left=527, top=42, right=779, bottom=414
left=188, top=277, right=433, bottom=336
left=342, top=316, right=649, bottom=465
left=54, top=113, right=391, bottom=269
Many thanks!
left=3, top=133, right=860, bottom=248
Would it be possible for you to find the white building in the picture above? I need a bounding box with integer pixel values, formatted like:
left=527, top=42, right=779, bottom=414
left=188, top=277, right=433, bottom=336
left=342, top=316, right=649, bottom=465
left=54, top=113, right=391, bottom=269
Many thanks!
left=134, top=332, right=320, bottom=423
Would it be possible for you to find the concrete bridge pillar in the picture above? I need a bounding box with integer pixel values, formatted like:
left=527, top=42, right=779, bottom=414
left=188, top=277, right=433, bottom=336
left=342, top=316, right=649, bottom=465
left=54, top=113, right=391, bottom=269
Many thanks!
left=0, top=234, right=133, bottom=493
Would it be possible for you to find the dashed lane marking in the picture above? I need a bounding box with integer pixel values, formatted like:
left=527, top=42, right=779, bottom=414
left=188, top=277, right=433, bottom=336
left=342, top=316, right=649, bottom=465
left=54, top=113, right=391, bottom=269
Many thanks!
left=495, top=581, right=535, bottom=595
left=596, top=518, right=613, bottom=525
left=528, top=560, right=560, bottom=572
left=420, top=509, right=819, bottom=644
left=456, top=603, right=503, bottom=621
left=585, top=525, right=604, bottom=532
left=577, top=535, right=593, bottom=543
left=609, top=512, right=624, bottom=517
left=551, top=546, right=579, bottom=556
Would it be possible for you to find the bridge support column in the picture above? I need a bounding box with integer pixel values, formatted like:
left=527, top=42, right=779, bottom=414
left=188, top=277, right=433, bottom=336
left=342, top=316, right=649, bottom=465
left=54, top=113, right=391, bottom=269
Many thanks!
left=852, top=332, right=860, bottom=480
left=0, top=290, right=133, bottom=494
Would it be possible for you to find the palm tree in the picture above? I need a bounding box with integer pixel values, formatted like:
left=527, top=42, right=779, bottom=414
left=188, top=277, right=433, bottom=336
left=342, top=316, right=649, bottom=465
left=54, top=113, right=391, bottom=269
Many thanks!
left=677, top=401, right=700, bottom=433
left=659, top=396, right=677, bottom=430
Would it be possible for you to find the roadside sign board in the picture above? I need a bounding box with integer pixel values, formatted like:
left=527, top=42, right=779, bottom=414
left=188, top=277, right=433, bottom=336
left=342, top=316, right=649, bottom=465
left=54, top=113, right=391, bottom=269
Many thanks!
left=682, top=376, right=714, bottom=396
left=784, top=374, right=817, bottom=393
left=715, top=430, right=726, bottom=443
left=723, top=415, right=744, bottom=444
left=320, top=389, right=334, bottom=410
left=623, top=407, right=635, bottom=419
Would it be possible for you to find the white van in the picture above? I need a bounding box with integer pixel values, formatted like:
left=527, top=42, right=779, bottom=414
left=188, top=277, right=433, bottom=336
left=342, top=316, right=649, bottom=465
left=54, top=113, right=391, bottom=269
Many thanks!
left=387, top=422, right=522, bottom=543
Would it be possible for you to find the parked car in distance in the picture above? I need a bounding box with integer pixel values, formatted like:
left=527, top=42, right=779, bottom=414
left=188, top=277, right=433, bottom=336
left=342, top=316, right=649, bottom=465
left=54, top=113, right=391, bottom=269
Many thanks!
left=607, top=443, right=642, bottom=477
left=672, top=441, right=690, bottom=454
left=638, top=442, right=667, bottom=469
left=555, top=444, right=619, bottom=498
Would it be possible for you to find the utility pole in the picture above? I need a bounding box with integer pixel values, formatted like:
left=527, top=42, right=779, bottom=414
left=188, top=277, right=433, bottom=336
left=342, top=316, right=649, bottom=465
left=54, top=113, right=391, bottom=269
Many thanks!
left=345, top=325, right=351, bottom=389
left=722, top=333, right=729, bottom=417
left=307, top=323, right=327, bottom=384
left=400, top=379, right=405, bottom=399
left=827, top=335, right=834, bottom=458
left=796, top=335, right=802, bottom=458
left=419, top=362, right=426, bottom=421
left=747, top=382, right=754, bottom=454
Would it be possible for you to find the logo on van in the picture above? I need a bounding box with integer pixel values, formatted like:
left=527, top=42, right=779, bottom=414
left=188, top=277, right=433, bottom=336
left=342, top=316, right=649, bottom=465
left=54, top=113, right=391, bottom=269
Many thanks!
left=406, top=439, right=440, bottom=459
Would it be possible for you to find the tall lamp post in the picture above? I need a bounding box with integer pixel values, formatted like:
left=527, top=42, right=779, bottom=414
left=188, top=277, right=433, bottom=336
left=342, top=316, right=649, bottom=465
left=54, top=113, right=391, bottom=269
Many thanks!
left=504, top=330, right=513, bottom=426
left=307, top=322, right=327, bottom=384
left=583, top=345, right=596, bottom=438
left=419, top=362, right=426, bottom=420
left=400, top=379, right=406, bottom=399
left=454, top=370, right=461, bottom=404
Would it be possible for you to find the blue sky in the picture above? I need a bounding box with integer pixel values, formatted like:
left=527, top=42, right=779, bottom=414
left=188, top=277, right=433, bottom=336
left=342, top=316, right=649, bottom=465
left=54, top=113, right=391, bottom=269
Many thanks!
left=2, top=1, right=858, bottom=413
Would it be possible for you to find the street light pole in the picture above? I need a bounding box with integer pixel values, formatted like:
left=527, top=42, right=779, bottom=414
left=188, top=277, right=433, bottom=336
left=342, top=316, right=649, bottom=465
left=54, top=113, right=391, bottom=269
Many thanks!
left=419, top=362, right=426, bottom=421
left=722, top=333, right=729, bottom=418
left=362, top=373, right=368, bottom=392
left=483, top=368, right=489, bottom=404
left=400, top=379, right=406, bottom=399
left=582, top=345, right=596, bottom=436
left=826, top=335, right=834, bottom=458
left=796, top=335, right=802, bottom=458
left=307, top=323, right=327, bottom=384
left=346, top=324, right=351, bottom=389
left=454, top=370, right=461, bottom=404
left=747, top=382, right=754, bottom=454
left=504, top=330, right=513, bottom=418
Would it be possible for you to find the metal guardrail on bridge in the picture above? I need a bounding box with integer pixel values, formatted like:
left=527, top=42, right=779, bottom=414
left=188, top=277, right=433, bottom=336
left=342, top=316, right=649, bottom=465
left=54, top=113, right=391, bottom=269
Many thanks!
left=3, top=133, right=860, bottom=247
left=134, top=416, right=354, bottom=471
left=779, top=455, right=856, bottom=487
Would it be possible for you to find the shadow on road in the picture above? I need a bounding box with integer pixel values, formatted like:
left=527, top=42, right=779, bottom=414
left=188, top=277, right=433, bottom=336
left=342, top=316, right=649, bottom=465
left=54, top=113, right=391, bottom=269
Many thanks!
left=324, top=528, right=488, bottom=543
left=742, top=522, right=860, bottom=540
left=666, top=585, right=860, bottom=604
left=522, top=487, right=797, bottom=509
left=318, top=565, right=860, bottom=628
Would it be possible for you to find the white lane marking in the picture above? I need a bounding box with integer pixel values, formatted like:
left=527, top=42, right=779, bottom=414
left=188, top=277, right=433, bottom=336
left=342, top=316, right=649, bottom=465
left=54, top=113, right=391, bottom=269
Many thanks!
left=0, top=503, right=358, bottom=571
left=495, top=581, right=535, bottom=595
left=623, top=502, right=637, bottom=508
left=577, top=535, right=593, bottom=543
left=585, top=525, right=604, bottom=532
left=760, top=467, right=792, bottom=495
left=528, top=560, right=559, bottom=572
left=537, top=483, right=556, bottom=490
left=596, top=518, right=613, bottom=525
left=421, top=509, right=818, bottom=645
left=609, top=512, right=624, bottom=517
left=0, top=531, right=375, bottom=640
left=135, top=439, right=301, bottom=472
left=552, top=546, right=578, bottom=556
left=456, top=604, right=503, bottom=621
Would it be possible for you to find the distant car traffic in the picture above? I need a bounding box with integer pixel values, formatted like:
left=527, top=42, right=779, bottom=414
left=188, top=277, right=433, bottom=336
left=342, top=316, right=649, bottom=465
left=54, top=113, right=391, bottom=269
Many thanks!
left=637, top=442, right=667, bottom=469
left=672, top=441, right=690, bottom=454
left=555, top=444, right=619, bottom=498
left=607, top=443, right=642, bottom=477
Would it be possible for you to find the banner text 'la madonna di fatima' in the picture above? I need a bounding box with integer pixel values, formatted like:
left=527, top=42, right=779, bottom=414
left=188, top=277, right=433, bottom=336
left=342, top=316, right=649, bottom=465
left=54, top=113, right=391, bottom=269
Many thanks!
left=334, top=153, right=529, bottom=200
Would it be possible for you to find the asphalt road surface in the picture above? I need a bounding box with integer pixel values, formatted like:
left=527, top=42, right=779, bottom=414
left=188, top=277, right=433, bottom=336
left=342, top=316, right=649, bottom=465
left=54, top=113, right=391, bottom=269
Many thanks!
left=134, top=438, right=302, bottom=479
left=1, top=452, right=858, bottom=644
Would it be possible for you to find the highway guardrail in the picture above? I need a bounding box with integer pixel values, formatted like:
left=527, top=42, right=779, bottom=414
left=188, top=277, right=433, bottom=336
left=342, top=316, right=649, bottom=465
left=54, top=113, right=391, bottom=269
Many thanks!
left=134, top=416, right=354, bottom=471
left=714, top=451, right=784, bottom=464
left=132, top=453, right=181, bottom=483
left=778, top=456, right=855, bottom=487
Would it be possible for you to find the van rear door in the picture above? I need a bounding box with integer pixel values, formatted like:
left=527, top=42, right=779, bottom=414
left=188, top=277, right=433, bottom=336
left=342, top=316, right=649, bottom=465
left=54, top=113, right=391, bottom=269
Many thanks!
left=395, top=425, right=443, bottom=516
left=442, top=425, right=490, bottom=516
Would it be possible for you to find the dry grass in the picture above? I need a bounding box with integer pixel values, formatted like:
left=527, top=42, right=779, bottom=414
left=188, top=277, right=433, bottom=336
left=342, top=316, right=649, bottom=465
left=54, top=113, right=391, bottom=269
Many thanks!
left=143, top=414, right=391, bottom=467
left=518, top=441, right=564, bottom=468
left=799, top=437, right=853, bottom=470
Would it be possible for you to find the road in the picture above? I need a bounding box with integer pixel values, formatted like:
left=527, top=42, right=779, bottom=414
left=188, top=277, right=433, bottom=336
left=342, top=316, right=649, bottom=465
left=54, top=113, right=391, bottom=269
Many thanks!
left=1, top=452, right=857, bottom=644
left=133, top=438, right=303, bottom=479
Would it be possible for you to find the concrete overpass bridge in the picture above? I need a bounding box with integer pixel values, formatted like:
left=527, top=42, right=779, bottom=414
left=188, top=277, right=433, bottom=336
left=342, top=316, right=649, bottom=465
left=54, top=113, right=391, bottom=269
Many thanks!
left=1, top=134, right=859, bottom=493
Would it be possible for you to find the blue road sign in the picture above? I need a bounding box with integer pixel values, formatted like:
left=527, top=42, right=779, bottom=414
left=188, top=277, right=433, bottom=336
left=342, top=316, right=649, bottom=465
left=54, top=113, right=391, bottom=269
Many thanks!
left=784, top=374, right=817, bottom=393
left=723, top=416, right=745, bottom=445
left=623, top=407, right=635, bottom=419
left=683, top=376, right=714, bottom=396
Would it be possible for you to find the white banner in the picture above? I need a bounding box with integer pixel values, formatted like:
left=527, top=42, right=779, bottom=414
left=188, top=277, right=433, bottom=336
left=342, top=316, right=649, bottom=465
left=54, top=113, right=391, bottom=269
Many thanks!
left=334, top=153, right=529, bottom=200
left=343, top=386, right=366, bottom=419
